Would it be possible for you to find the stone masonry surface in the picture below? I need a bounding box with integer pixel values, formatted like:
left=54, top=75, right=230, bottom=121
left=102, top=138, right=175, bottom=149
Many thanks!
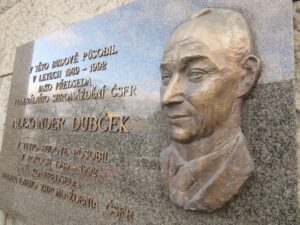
left=0, top=1, right=299, bottom=225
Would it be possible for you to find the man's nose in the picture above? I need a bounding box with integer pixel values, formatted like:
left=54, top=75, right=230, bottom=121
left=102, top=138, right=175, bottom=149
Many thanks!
left=162, top=74, right=184, bottom=106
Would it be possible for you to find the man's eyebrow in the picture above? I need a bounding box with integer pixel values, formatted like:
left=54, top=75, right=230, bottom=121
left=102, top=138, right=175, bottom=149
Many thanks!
left=181, top=55, right=206, bottom=64
left=160, top=55, right=210, bottom=70
left=180, top=55, right=219, bottom=70
left=160, top=55, right=220, bottom=71
left=160, top=63, right=172, bottom=71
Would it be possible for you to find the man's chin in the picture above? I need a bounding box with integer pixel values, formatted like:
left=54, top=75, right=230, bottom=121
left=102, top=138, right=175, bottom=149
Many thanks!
left=169, top=129, right=197, bottom=144
left=169, top=125, right=213, bottom=144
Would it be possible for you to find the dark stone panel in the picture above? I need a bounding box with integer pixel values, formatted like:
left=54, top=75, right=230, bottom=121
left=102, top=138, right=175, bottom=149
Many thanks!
left=0, top=78, right=298, bottom=225
left=0, top=0, right=298, bottom=224
left=240, top=80, right=299, bottom=225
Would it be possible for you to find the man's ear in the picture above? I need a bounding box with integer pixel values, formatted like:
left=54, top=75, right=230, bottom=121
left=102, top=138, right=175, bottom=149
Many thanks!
left=237, top=55, right=261, bottom=98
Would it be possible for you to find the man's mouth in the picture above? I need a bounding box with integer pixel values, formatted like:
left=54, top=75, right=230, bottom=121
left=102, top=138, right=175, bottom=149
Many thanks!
left=166, top=114, right=191, bottom=119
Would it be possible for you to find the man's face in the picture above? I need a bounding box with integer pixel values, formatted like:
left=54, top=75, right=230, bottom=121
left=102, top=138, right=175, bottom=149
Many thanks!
left=160, top=20, right=244, bottom=143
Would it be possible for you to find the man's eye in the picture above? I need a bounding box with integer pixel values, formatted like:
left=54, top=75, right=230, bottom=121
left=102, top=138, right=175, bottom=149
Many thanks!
left=187, top=69, right=208, bottom=81
left=162, top=73, right=172, bottom=85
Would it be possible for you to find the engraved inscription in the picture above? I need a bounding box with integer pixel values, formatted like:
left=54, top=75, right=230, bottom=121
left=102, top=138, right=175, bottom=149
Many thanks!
left=3, top=40, right=137, bottom=222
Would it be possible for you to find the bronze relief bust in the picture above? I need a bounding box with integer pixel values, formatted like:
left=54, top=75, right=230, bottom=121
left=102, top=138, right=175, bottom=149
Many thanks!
left=160, top=8, right=261, bottom=212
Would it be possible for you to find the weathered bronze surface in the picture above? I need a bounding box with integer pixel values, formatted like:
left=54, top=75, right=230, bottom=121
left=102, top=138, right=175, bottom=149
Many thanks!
left=160, top=8, right=261, bottom=212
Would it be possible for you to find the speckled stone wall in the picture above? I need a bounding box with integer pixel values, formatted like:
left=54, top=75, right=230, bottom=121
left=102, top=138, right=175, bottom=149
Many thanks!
left=0, top=0, right=21, bottom=14
left=0, top=0, right=299, bottom=225
left=293, top=0, right=300, bottom=206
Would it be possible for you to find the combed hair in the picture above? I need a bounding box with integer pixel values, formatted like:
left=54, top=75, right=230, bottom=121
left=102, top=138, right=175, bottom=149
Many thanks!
left=190, top=8, right=253, bottom=62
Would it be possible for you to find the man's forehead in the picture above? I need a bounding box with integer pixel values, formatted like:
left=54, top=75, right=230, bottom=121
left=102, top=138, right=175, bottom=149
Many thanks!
left=164, top=39, right=207, bottom=54
left=162, top=19, right=229, bottom=65
left=162, top=40, right=208, bottom=63
left=161, top=37, right=228, bottom=69
left=166, top=17, right=227, bottom=46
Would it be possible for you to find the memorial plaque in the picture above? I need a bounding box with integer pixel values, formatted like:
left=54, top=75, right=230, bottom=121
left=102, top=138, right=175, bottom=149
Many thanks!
left=0, top=0, right=299, bottom=224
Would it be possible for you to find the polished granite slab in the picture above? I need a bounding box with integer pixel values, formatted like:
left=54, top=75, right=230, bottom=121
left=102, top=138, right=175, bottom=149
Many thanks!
left=0, top=0, right=298, bottom=224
